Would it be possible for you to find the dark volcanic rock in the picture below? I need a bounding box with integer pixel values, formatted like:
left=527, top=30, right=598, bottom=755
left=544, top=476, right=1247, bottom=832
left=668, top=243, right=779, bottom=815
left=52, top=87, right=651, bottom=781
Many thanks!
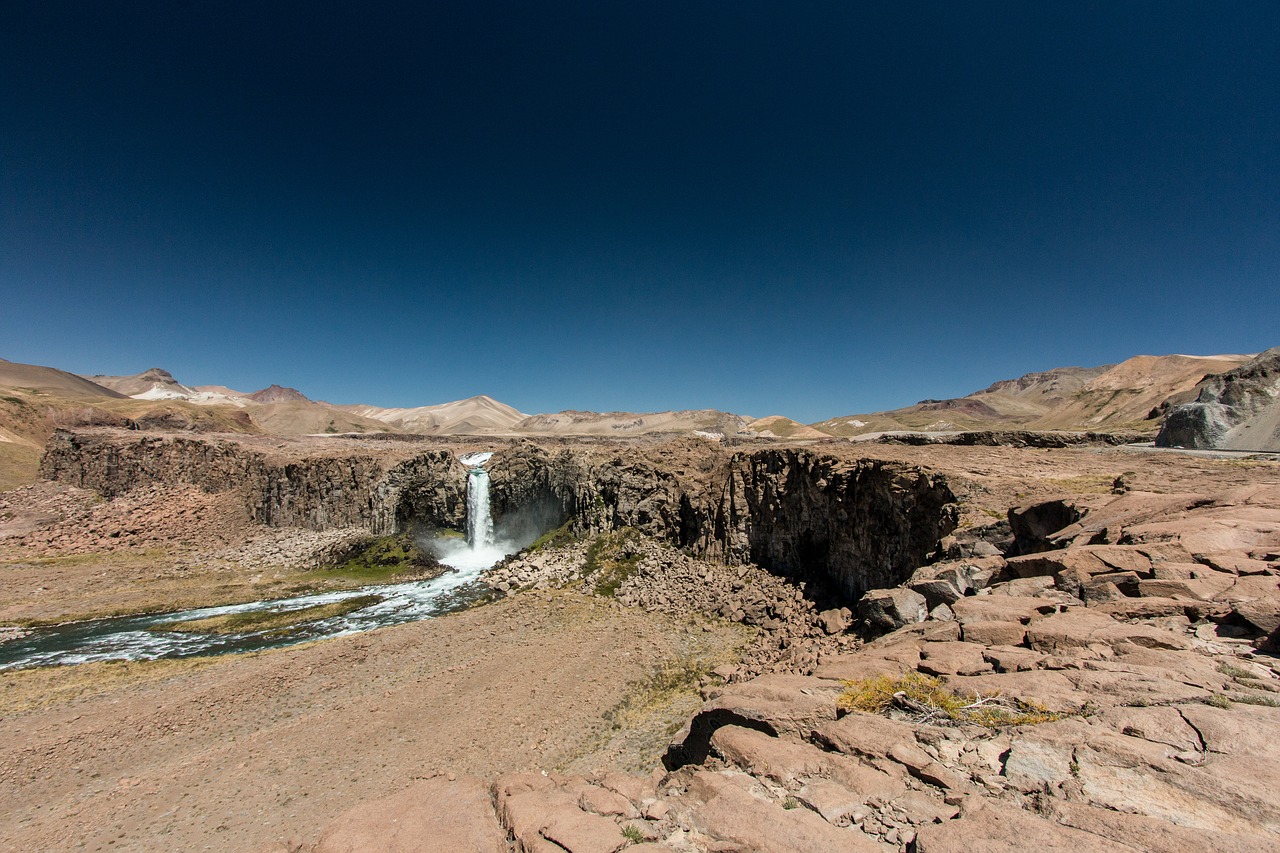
left=40, top=433, right=959, bottom=607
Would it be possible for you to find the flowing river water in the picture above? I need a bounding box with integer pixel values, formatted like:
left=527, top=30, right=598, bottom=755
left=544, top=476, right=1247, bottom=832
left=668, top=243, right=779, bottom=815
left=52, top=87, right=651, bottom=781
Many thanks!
left=0, top=452, right=515, bottom=671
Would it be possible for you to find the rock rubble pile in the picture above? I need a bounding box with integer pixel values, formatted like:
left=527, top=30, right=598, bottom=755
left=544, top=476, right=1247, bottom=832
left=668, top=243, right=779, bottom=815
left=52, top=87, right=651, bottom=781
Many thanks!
left=488, top=534, right=861, bottom=680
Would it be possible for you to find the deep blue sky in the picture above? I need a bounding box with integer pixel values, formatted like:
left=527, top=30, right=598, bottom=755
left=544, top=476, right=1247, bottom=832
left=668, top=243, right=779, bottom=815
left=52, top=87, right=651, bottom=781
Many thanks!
left=2, top=2, right=1277, bottom=421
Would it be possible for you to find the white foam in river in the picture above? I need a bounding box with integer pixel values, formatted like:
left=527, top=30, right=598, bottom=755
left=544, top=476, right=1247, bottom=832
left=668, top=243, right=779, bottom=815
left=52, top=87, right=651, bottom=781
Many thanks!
left=0, top=450, right=517, bottom=670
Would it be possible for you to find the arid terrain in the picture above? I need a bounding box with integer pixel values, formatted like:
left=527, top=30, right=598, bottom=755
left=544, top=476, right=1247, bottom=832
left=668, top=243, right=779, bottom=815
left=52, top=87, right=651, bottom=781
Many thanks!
left=2, top=349, right=1280, bottom=852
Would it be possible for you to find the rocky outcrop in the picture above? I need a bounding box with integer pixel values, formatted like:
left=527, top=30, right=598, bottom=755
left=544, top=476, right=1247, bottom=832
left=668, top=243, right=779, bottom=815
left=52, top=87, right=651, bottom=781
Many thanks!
left=39, top=432, right=957, bottom=602
left=880, top=429, right=1150, bottom=448
left=488, top=443, right=958, bottom=603
left=39, top=429, right=467, bottom=534
left=705, top=451, right=957, bottom=598
left=298, top=480, right=1280, bottom=853
left=1157, top=346, right=1280, bottom=450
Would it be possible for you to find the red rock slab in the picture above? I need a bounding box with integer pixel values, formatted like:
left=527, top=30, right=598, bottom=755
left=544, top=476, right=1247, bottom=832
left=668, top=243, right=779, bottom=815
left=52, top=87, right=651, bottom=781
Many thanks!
left=1025, top=609, right=1191, bottom=653
left=950, top=595, right=1055, bottom=625
left=693, top=674, right=841, bottom=740
left=680, top=770, right=882, bottom=853
left=710, top=724, right=906, bottom=798
left=961, top=619, right=1027, bottom=646
left=312, top=775, right=506, bottom=853
left=916, top=640, right=994, bottom=676
left=1042, top=799, right=1260, bottom=853
left=812, top=711, right=940, bottom=765
left=915, top=795, right=1136, bottom=852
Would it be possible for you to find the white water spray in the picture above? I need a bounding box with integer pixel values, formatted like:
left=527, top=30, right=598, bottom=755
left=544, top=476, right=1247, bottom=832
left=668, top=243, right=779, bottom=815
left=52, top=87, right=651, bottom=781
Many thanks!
left=436, top=452, right=510, bottom=571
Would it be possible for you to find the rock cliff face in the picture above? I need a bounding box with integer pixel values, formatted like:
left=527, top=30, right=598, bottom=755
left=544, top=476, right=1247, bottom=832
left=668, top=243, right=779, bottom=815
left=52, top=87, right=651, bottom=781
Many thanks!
left=486, top=443, right=957, bottom=600
left=40, top=431, right=958, bottom=603
left=706, top=451, right=957, bottom=599
left=38, top=430, right=467, bottom=534
left=1157, top=346, right=1280, bottom=451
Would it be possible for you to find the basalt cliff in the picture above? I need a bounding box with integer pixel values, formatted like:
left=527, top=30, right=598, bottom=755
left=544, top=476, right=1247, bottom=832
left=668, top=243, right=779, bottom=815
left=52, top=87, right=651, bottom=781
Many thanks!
left=39, top=429, right=957, bottom=603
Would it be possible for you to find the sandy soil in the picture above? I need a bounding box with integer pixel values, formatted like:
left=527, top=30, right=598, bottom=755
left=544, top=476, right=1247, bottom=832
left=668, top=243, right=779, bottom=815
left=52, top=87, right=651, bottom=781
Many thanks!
left=0, top=590, right=746, bottom=853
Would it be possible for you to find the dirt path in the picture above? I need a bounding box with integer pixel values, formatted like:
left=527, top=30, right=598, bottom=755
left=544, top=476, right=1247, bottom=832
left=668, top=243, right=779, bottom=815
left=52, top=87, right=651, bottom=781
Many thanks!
left=0, top=591, right=746, bottom=853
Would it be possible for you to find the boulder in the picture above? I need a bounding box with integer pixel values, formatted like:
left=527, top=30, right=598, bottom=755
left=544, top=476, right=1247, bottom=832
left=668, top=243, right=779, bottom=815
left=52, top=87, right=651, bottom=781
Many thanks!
left=817, top=607, right=853, bottom=635
left=858, top=587, right=928, bottom=632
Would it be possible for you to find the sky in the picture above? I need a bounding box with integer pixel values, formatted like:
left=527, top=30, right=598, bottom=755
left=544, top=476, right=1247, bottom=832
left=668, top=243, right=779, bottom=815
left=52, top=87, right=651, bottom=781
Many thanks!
left=2, top=2, right=1277, bottom=422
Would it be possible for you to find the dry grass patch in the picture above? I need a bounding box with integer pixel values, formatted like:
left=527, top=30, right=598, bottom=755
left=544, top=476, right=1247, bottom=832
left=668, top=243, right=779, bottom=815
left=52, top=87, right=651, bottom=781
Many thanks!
left=0, top=657, right=220, bottom=714
left=1037, top=473, right=1117, bottom=494
left=838, top=672, right=1075, bottom=728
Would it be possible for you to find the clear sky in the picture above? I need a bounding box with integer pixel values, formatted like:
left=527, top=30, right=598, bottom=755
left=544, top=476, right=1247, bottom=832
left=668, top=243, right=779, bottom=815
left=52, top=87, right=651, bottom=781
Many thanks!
left=2, top=2, right=1277, bottom=422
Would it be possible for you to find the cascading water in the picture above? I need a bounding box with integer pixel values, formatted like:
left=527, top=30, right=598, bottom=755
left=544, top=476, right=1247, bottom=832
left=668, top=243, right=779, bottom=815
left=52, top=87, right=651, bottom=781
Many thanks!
left=466, top=466, right=496, bottom=549
left=0, top=450, right=517, bottom=671
left=436, top=451, right=511, bottom=571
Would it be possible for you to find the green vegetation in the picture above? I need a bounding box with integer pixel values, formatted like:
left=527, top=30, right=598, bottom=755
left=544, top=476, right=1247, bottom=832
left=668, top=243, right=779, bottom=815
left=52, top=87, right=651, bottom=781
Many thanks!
left=151, top=594, right=383, bottom=635
left=0, top=656, right=221, bottom=714
left=582, top=529, right=645, bottom=597
left=838, top=672, right=1076, bottom=728
left=621, top=824, right=645, bottom=843
left=530, top=519, right=577, bottom=551
left=308, top=534, right=445, bottom=585
left=782, top=796, right=801, bottom=810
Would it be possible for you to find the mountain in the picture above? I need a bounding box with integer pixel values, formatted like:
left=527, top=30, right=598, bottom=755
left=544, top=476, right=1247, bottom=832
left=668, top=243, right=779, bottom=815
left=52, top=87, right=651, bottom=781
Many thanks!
left=90, top=367, right=193, bottom=399
left=1, top=361, right=258, bottom=489
left=743, top=415, right=829, bottom=440
left=248, top=384, right=311, bottom=404
left=813, top=353, right=1253, bottom=437
left=513, top=409, right=752, bottom=437
left=338, top=395, right=529, bottom=435
left=1157, top=347, right=1280, bottom=451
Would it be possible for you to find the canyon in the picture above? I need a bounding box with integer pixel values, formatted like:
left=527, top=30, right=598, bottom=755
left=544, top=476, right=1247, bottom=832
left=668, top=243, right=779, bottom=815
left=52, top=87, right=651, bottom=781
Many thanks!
left=2, top=349, right=1280, bottom=852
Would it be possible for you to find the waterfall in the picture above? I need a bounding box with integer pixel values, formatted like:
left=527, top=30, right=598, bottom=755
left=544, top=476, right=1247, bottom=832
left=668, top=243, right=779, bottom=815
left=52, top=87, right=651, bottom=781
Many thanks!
left=437, top=450, right=507, bottom=572
left=466, top=466, right=495, bottom=549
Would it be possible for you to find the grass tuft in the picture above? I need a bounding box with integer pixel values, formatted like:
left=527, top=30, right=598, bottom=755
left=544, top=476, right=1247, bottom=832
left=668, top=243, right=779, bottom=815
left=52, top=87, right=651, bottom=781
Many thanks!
left=581, top=529, right=645, bottom=597
left=838, top=672, right=1074, bottom=728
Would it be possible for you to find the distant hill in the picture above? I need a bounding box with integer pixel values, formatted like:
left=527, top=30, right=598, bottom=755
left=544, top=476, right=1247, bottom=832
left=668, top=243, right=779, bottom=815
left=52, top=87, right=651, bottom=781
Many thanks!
left=338, top=395, right=529, bottom=435
left=514, top=409, right=751, bottom=437
left=248, top=384, right=310, bottom=404
left=743, top=415, right=828, bottom=440
left=813, top=353, right=1253, bottom=437
left=2, top=359, right=126, bottom=400
left=2, top=349, right=1270, bottom=492
left=90, top=367, right=193, bottom=399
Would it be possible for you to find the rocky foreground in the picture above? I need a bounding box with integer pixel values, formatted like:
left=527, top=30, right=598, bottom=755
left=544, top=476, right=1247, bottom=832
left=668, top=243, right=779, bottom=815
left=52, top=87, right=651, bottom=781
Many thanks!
left=298, top=483, right=1280, bottom=853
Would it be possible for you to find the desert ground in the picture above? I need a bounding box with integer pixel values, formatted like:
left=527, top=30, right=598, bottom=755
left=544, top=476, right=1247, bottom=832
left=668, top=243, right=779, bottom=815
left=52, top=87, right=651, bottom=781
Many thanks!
left=2, top=429, right=1279, bottom=851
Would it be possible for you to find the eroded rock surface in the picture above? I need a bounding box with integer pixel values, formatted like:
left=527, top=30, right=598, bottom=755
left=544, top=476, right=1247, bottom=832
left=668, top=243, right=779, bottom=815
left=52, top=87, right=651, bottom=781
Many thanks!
left=302, top=481, right=1280, bottom=852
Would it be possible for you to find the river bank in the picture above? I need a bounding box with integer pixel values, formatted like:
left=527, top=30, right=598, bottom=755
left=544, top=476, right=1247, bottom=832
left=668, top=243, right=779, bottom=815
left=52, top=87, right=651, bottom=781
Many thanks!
left=0, top=589, right=750, bottom=852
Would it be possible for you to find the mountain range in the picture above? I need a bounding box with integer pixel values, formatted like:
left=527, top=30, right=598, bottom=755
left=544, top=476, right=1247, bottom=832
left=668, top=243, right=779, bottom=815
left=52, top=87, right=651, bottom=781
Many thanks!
left=1, top=349, right=1275, bottom=489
